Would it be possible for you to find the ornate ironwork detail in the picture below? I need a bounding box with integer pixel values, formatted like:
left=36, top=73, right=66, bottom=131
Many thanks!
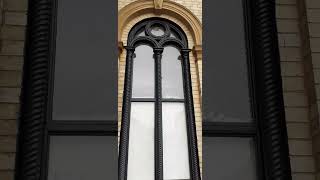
left=181, top=49, right=201, bottom=180
left=15, top=0, right=52, bottom=180
left=154, top=47, right=164, bottom=180
left=119, top=47, right=135, bottom=180
left=253, top=0, right=292, bottom=179
left=119, top=18, right=201, bottom=180
left=128, top=18, right=188, bottom=48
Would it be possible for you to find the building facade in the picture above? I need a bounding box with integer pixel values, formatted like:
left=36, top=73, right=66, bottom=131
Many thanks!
left=0, top=0, right=320, bottom=180
left=118, top=1, right=203, bottom=179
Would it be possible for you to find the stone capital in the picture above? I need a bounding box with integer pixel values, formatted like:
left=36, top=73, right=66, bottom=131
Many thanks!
left=118, top=41, right=124, bottom=55
left=192, top=45, right=202, bottom=61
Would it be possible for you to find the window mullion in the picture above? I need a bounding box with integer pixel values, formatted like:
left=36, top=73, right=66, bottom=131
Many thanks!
left=119, top=46, right=135, bottom=180
left=181, top=49, right=201, bottom=180
left=154, top=47, right=164, bottom=180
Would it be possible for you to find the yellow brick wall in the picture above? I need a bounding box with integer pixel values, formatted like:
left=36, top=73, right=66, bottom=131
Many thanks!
left=117, top=0, right=204, bottom=166
left=0, top=0, right=317, bottom=179
left=117, top=0, right=318, bottom=180
left=117, top=8, right=203, bottom=172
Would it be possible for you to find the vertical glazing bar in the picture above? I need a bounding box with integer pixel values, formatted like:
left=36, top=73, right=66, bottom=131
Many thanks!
left=154, top=47, right=164, bottom=180
left=119, top=46, right=135, bottom=180
left=181, top=49, right=201, bottom=180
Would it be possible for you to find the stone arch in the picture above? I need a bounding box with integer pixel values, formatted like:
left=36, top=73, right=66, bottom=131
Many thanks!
left=118, top=0, right=202, bottom=47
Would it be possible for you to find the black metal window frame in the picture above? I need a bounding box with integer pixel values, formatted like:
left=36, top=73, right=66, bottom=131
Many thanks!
left=118, top=18, right=201, bottom=180
left=14, top=0, right=292, bottom=180
left=203, top=0, right=292, bottom=180
left=15, top=0, right=117, bottom=180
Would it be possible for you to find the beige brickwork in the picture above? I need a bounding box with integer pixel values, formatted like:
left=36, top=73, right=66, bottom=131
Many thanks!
left=117, top=0, right=320, bottom=179
left=117, top=5, right=203, bottom=173
left=0, top=0, right=317, bottom=180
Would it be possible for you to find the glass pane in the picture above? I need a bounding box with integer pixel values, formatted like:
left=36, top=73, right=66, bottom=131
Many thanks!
left=162, top=103, right=190, bottom=179
left=137, top=30, right=146, bottom=37
left=127, top=102, right=154, bottom=180
left=169, top=29, right=180, bottom=40
left=136, top=27, right=146, bottom=37
left=132, top=45, right=155, bottom=98
left=162, top=46, right=184, bottom=99
left=150, top=25, right=165, bottom=36
left=52, top=0, right=117, bottom=121
left=48, top=136, right=117, bottom=180
left=169, top=32, right=177, bottom=39
left=203, top=0, right=252, bottom=122
left=203, top=137, right=257, bottom=180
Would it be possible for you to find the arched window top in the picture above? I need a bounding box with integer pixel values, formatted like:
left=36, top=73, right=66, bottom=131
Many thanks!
left=127, top=18, right=188, bottom=49
left=119, top=17, right=201, bottom=180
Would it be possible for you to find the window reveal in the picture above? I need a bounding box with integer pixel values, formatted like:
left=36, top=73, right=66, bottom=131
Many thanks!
left=119, top=18, right=201, bottom=180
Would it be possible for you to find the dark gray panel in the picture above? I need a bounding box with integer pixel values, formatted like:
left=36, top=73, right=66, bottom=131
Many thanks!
left=48, top=136, right=117, bottom=180
left=203, top=137, right=257, bottom=180
left=203, top=0, right=252, bottom=122
left=52, top=0, right=117, bottom=121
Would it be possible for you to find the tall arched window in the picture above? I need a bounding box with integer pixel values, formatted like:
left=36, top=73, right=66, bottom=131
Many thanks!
left=119, top=18, right=201, bottom=180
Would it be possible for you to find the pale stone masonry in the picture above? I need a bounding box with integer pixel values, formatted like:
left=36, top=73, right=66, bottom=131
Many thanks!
left=0, top=0, right=319, bottom=179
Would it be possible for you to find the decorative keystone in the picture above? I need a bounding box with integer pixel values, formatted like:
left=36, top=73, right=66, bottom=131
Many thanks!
left=154, top=0, right=164, bottom=9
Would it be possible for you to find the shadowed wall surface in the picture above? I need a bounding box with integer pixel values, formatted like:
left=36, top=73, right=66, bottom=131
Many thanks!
left=0, top=0, right=320, bottom=180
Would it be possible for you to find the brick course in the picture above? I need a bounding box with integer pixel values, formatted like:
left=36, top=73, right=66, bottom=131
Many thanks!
left=0, top=0, right=25, bottom=178
left=0, top=0, right=317, bottom=179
